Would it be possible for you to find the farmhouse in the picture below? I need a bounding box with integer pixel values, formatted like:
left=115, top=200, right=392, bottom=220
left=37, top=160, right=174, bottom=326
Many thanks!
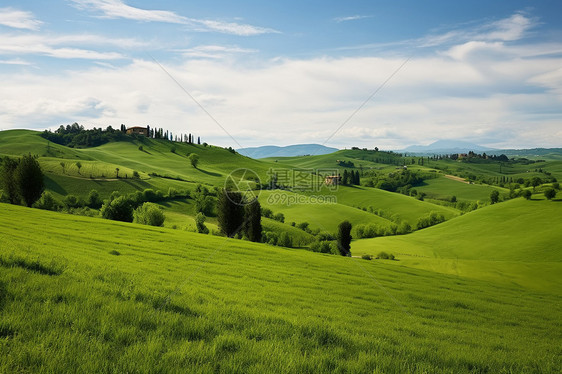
left=126, top=126, right=148, bottom=136
left=324, top=175, right=341, bottom=185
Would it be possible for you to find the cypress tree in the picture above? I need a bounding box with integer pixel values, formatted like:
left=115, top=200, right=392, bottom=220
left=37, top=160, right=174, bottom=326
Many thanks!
left=336, top=220, right=352, bottom=256
left=244, top=199, right=262, bottom=242
left=217, top=189, right=244, bottom=237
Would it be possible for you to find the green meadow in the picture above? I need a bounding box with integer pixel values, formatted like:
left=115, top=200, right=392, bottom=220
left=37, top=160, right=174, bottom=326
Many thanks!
left=1, top=204, right=561, bottom=373
left=1, top=129, right=561, bottom=372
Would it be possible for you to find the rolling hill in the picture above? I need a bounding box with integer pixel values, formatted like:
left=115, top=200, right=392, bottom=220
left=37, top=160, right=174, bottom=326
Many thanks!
left=0, top=203, right=560, bottom=372
left=237, top=144, right=338, bottom=159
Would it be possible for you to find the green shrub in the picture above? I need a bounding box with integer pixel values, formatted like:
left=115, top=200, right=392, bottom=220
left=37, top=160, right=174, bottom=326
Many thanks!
left=277, top=232, right=293, bottom=248
left=133, top=202, right=165, bottom=227
left=63, top=194, right=83, bottom=209
left=195, top=213, right=209, bottom=234
left=34, top=191, right=60, bottom=211
left=101, top=196, right=134, bottom=222
left=376, top=251, right=395, bottom=260
left=361, top=254, right=372, bottom=260
left=416, top=211, right=445, bottom=230
left=87, top=189, right=102, bottom=209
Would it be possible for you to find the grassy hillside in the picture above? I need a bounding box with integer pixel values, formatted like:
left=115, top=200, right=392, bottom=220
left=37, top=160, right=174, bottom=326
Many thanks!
left=352, top=198, right=562, bottom=292
left=414, top=176, right=508, bottom=202
left=0, top=204, right=560, bottom=373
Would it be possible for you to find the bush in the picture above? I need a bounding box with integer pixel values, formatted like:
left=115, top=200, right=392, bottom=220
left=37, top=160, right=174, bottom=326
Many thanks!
left=63, top=194, right=83, bottom=209
left=416, top=212, right=445, bottom=230
left=87, top=189, right=102, bottom=209
left=544, top=188, right=556, bottom=200
left=101, top=196, right=134, bottom=222
left=132, top=170, right=140, bottom=179
left=195, top=212, right=209, bottom=234
left=310, top=240, right=333, bottom=253
left=133, top=202, right=165, bottom=226
left=273, top=213, right=285, bottom=223
left=34, top=191, right=60, bottom=211
left=361, top=254, right=372, bottom=260
left=277, top=232, right=293, bottom=248
left=376, top=251, right=395, bottom=260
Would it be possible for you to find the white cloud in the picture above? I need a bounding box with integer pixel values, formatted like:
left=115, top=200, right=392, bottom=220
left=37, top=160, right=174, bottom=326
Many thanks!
left=179, top=45, right=257, bottom=59
left=0, top=7, right=42, bottom=30
left=71, top=0, right=279, bottom=36
left=0, top=58, right=32, bottom=66
left=0, top=33, right=125, bottom=60
left=334, top=15, right=372, bottom=23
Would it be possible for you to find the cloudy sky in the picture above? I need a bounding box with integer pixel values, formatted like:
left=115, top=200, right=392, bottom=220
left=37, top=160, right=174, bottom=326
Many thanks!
left=1, top=0, right=561, bottom=149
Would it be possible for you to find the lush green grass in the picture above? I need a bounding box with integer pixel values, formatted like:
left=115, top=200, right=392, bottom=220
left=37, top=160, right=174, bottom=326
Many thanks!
left=258, top=190, right=394, bottom=233
left=0, top=203, right=560, bottom=373
left=414, top=176, right=508, bottom=202
left=310, top=185, right=459, bottom=225
left=352, top=198, right=562, bottom=293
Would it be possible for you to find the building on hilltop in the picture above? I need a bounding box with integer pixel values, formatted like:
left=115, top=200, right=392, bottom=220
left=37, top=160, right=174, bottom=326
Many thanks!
left=324, top=175, right=341, bottom=186
left=126, top=126, right=148, bottom=136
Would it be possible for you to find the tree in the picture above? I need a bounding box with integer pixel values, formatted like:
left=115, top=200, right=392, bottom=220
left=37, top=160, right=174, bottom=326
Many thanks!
left=115, top=167, right=120, bottom=178
left=217, top=189, right=244, bottom=237
left=490, top=190, right=500, bottom=204
left=15, top=154, right=45, bottom=207
left=133, top=202, right=165, bottom=226
left=531, top=177, right=542, bottom=191
left=87, top=189, right=102, bottom=209
left=336, top=220, right=352, bottom=256
left=101, top=196, right=133, bottom=222
left=244, top=199, right=262, bottom=242
left=197, top=136, right=201, bottom=145
left=60, top=161, right=66, bottom=174
left=342, top=170, right=350, bottom=185
left=195, top=212, right=209, bottom=234
left=544, top=188, right=556, bottom=200
left=0, top=157, right=20, bottom=204
left=76, top=161, right=82, bottom=174
left=522, top=190, right=532, bottom=200
left=189, top=153, right=200, bottom=168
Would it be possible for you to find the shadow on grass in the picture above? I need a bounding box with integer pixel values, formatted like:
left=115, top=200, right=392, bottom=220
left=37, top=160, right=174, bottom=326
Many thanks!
left=43, top=174, right=67, bottom=196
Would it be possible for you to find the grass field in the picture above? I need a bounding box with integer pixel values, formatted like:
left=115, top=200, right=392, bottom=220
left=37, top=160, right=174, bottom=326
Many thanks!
left=0, top=203, right=560, bottom=373
left=352, top=198, right=562, bottom=293
left=414, top=176, right=508, bottom=202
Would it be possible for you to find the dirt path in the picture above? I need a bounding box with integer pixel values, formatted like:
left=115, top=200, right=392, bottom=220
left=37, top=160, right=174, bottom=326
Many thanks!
left=444, top=174, right=470, bottom=184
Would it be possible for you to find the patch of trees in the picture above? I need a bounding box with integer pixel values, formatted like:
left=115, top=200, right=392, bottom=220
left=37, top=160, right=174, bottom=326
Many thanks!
left=416, top=212, right=446, bottom=230
left=41, top=123, right=129, bottom=148
left=337, top=160, right=355, bottom=168
left=342, top=169, right=360, bottom=185
left=41, top=122, right=204, bottom=148
left=363, top=169, right=431, bottom=194
left=0, top=155, right=44, bottom=207
left=216, top=190, right=262, bottom=242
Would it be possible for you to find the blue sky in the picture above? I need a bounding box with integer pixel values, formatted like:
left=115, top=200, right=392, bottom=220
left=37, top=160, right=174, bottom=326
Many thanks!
left=1, top=0, right=561, bottom=149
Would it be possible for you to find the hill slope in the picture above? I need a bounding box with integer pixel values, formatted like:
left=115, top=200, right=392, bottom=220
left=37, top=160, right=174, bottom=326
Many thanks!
left=0, top=203, right=560, bottom=372
left=353, top=198, right=562, bottom=292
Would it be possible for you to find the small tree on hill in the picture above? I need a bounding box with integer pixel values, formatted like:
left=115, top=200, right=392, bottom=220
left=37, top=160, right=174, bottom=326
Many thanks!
left=101, top=196, right=133, bottom=222
left=133, top=202, right=165, bottom=226
left=490, top=190, right=499, bottom=204
left=522, top=189, right=532, bottom=200
left=544, top=188, right=556, bottom=200
left=76, top=161, right=82, bottom=174
left=244, top=199, right=262, bottom=242
left=189, top=153, right=200, bottom=168
left=15, top=154, right=45, bottom=207
left=217, top=189, right=244, bottom=237
left=336, top=220, right=352, bottom=256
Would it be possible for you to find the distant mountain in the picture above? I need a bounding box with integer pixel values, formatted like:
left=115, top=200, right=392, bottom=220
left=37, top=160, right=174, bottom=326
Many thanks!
left=237, top=144, right=339, bottom=159
left=402, top=140, right=495, bottom=154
